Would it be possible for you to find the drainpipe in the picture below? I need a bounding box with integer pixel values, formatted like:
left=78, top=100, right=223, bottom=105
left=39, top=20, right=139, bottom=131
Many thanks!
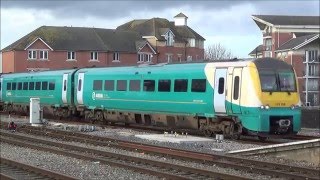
left=305, top=51, right=309, bottom=106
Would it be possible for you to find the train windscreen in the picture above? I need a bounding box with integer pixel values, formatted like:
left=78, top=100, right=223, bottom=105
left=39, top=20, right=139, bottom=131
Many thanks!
left=259, top=70, right=296, bottom=92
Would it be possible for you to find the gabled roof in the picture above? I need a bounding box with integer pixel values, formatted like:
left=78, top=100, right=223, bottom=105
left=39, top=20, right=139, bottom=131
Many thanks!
left=117, top=18, right=205, bottom=41
left=2, top=26, right=143, bottom=52
left=252, top=15, right=320, bottom=30
left=276, top=34, right=319, bottom=52
left=135, top=40, right=157, bottom=54
left=174, top=12, right=188, bottom=18
left=248, top=44, right=263, bottom=55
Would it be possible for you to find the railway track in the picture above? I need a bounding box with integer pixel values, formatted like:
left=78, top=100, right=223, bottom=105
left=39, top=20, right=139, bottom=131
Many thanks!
left=0, top=157, right=76, bottom=180
left=1, top=130, right=248, bottom=180
left=1, top=122, right=319, bottom=180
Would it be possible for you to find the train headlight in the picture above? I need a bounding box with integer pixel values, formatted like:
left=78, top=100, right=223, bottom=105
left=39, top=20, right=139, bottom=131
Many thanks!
left=265, top=105, right=270, bottom=110
left=260, top=105, right=265, bottom=109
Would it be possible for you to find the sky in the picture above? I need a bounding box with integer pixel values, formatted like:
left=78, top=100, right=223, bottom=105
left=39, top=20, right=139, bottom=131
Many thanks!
left=0, top=0, right=319, bottom=58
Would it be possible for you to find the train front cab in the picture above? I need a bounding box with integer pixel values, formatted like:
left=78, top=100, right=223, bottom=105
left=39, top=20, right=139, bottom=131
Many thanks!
left=239, top=58, right=301, bottom=138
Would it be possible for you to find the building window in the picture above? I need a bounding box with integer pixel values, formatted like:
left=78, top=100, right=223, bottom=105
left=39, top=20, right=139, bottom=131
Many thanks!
left=138, top=53, right=152, bottom=62
left=39, top=50, right=48, bottom=60
left=306, top=50, right=319, bottom=62
left=90, top=52, right=98, bottom=60
left=187, top=56, right=192, bottom=61
left=308, top=64, right=320, bottom=76
left=113, top=52, right=120, bottom=61
left=67, top=51, right=76, bottom=60
left=28, top=50, right=37, bottom=59
left=166, top=54, right=173, bottom=63
left=166, top=32, right=174, bottom=46
left=177, top=54, right=182, bottom=62
left=264, top=51, right=272, bottom=57
left=264, top=39, right=272, bottom=51
left=189, top=38, right=195, bottom=47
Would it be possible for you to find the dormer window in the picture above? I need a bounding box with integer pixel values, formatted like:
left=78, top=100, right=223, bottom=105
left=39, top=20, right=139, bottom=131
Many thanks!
left=90, top=51, right=98, bottom=61
left=28, top=50, right=37, bottom=59
left=165, top=31, right=174, bottom=46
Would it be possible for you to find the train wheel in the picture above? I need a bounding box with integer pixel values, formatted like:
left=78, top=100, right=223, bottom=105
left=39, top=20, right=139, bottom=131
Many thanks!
left=203, top=129, right=213, bottom=137
left=95, top=111, right=104, bottom=121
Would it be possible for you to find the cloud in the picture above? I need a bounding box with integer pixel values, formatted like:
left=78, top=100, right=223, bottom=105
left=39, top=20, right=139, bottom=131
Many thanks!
left=1, top=0, right=319, bottom=57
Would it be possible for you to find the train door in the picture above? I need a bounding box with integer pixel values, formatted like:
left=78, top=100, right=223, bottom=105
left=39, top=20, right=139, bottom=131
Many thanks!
left=62, top=73, right=68, bottom=104
left=231, top=68, right=242, bottom=114
left=0, top=77, right=2, bottom=102
left=77, top=73, right=84, bottom=105
left=214, top=68, right=227, bottom=114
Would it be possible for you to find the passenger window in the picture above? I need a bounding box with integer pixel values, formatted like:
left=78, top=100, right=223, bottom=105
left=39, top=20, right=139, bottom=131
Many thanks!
left=233, top=76, right=240, bottom=100
left=42, top=82, right=48, bottom=90
left=35, top=82, right=41, bottom=90
left=78, top=79, right=82, bottom=91
left=144, top=80, right=155, bottom=91
left=23, top=82, right=28, bottom=90
left=117, top=80, right=127, bottom=91
left=18, top=82, right=23, bottom=90
left=129, top=80, right=140, bottom=91
left=93, top=80, right=103, bottom=90
left=49, top=81, right=55, bottom=90
left=158, top=80, right=171, bottom=92
left=218, top=78, right=224, bottom=94
left=7, top=82, right=11, bottom=90
left=174, top=79, right=188, bottom=92
left=191, top=79, right=206, bottom=92
left=63, top=80, right=67, bottom=91
left=29, top=82, right=35, bottom=90
left=0, top=82, right=1, bottom=90
left=104, top=80, right=114, bottom=91
left=12, top=82, right=17, bottom=90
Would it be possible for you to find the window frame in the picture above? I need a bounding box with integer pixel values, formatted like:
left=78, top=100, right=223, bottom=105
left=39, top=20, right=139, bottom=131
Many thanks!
left=39, top=50, right=48, bottom=60
left=67, top=51, right=76, bottom=60
left=113, top=52, right=120, bottom=61
left=28, top=50, right=37, bottom=59
left=90, top=51, right=98, bottom=61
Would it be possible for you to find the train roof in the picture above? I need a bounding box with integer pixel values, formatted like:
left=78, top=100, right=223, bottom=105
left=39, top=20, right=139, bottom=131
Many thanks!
left=1, top=69, right=77, bottom=78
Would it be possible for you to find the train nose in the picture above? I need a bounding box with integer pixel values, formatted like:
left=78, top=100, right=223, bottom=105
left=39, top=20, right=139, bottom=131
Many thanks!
left=278, top=119, right=291, bottom=127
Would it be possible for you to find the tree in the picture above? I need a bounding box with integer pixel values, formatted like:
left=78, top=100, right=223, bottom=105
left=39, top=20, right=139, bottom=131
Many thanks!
left=204, top=43, right=234, bottom=61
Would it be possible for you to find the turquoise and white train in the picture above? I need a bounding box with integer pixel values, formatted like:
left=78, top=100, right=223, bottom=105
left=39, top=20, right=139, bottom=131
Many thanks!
left=0, top=58, right=301, bottom=139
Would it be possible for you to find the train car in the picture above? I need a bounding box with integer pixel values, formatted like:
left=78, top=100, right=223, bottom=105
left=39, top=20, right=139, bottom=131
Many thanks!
left=74, top=58, right=301, bottom=139
left=1, top=69, right=77, bottom=117
left=0, top=73, right=3, bottom=111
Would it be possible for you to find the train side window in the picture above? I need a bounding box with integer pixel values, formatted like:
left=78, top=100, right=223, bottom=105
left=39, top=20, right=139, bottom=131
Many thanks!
left=191, top=79, right=206, bottom=92
left=218, top=78, right=224, bottom=94
left=18, top=82, right=22, bottom=90
left=49, top=81, right=55, bottom=90
left=0, top=82, right=1, bottom=90
left=129, top=80, right=140, bottom=91
left=174, top=79, right=188, bottom=92
left=7, top=82, right=12, bottom=90
left=93, top=80, right=102, bottom=90
left=104, top=80, right=114, bottom=91
left=35, top=82, right=41, bottom=90
left=144, top=80, right=155, bottom=91
left=117, top=80, right=127, bottom=91
left=233, top=76, right=240, bottom=100
left=42, top=81, right=48, bottom=90
left=29, top=82, right=35, bottom=90
left=78, top=79, right=82, bottom=91
left=63, top=80, right=67, bottom=91
left=23, top=82, right=28, bottom=90
left=158, top=80, right=171, bottom=92
left=12, top=82, right=17, bottom=90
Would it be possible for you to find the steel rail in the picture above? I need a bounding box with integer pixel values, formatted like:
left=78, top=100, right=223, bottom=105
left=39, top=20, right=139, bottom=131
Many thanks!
left=0, top=157, right=77, bottom=180
left=0, top=131, right=245, bottom=180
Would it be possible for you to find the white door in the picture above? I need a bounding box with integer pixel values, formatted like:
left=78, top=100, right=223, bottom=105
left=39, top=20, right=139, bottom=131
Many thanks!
left=214, top=68, right=227, bottom=113
left=0, top=77, right=3, bottom=102
left=77, top=73, right=84, bottom=105
left=62, top=74, right=68, bottom=104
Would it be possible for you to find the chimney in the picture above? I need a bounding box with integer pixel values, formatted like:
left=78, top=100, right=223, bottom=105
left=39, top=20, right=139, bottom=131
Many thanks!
left=174, top=12, right=188, bottom=26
